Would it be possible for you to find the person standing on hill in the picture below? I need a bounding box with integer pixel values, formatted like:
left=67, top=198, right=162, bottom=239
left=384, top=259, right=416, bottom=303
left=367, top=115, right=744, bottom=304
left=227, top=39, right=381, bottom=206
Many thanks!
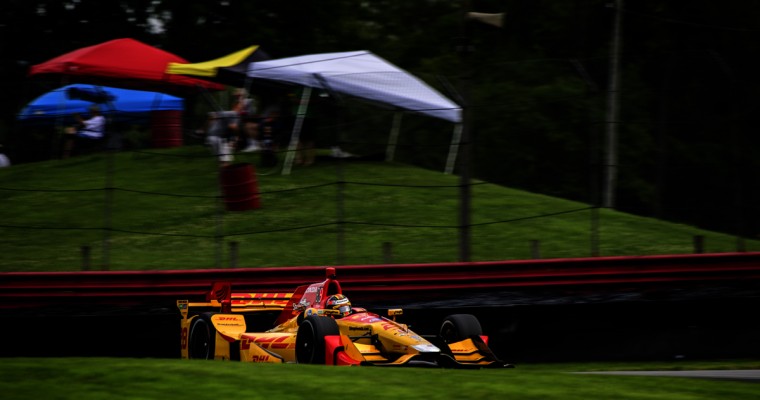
left=205, top=110, right=240, bottom=167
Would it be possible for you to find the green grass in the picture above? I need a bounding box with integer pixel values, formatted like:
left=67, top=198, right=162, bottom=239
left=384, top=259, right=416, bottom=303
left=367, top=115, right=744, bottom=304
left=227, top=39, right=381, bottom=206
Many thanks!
left=1, top=146, right=757, bottom=271
left=0, top=358, right=758, bottom=400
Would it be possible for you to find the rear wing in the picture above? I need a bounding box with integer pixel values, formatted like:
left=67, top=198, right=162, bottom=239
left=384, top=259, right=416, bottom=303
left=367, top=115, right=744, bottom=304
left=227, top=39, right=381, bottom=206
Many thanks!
left=177, top=281, right=292, bottom=319
left=231, top=292, right=292, bottom=312
left=178, top=268, right=338, bottom=321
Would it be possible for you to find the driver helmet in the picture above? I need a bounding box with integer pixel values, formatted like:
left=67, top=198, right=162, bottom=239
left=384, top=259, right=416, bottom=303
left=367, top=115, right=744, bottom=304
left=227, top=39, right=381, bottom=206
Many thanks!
left=325, top=294, right=352, bottom=316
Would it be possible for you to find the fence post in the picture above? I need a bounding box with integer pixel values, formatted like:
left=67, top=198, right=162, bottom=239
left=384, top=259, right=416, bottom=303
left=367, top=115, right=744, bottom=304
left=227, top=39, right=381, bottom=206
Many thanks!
left=382, top=242, right=393, bottom=264
left=81, top=245, right=91, bottom=271
left=590, top=206, right=600, bottom=257
left=530, top=240, right=541, bottom=259
left=336, top=162, right=345, bottom=266
left=693, top=235, right=704, bottom=254
left=736, top=237, right=746, bottom=252
left=229, top=241, right=238, bottom=268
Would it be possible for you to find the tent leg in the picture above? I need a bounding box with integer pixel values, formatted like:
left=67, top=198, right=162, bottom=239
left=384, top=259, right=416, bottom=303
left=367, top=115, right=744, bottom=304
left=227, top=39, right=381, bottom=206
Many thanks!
left=282, top=87, right=312, bottom=175
left=445, top=123, right=463, bottom=174
left=385, top=112, right=403, bottom=162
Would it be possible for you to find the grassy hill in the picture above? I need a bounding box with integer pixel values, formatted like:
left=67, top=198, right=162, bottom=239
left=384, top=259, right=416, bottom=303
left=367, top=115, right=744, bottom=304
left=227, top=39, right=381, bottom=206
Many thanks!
left=2, top=358, right=760, bottom=400
left=1, top=146, right=756, bottom=272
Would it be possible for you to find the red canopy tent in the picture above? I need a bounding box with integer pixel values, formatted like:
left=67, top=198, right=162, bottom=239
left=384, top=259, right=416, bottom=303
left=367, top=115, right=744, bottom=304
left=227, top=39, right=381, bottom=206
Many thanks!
left=28, top=38, right=223, bottom=96
left=28, top=38, right=224, bottom=149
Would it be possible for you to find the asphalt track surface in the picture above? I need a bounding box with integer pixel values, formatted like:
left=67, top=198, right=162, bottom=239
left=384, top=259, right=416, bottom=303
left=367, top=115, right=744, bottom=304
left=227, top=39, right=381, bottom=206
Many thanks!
left=573, top=370, right=760, bottom=382
left=2, top=285, right=759, bottom=361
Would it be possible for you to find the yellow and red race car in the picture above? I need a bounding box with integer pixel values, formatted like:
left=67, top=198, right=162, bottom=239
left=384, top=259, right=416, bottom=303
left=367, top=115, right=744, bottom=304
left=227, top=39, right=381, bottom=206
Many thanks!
left=177, top=268, right=510, bottom=368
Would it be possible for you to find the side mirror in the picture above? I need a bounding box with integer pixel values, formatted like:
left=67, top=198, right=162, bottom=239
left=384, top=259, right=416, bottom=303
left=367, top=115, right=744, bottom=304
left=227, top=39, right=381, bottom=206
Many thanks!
left=388, top=309, right=403, bottom=321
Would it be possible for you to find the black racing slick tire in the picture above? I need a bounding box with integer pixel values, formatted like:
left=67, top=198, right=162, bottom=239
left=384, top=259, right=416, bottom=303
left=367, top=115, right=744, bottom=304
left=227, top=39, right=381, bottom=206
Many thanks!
left=296, top=316, right=340, bottom=364
left=188, top=313, right=217, bottom=360
left=439, top=314, right=483, bottom=343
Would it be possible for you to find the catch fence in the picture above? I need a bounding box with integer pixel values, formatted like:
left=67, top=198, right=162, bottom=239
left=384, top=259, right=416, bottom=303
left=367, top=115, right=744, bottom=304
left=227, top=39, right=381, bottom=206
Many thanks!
left=1, top=140, right=754, bottom=272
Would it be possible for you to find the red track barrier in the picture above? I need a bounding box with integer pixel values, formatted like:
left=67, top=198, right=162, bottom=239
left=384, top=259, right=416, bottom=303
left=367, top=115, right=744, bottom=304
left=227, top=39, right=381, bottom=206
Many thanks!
left=2, top=252, right=760, bottom=309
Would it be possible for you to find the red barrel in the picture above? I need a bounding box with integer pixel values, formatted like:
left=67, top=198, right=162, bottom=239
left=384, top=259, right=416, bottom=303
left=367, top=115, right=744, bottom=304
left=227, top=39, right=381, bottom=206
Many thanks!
left=151, top=110, right=183, bottom=148
left=219, top=163, right=261, bottom=211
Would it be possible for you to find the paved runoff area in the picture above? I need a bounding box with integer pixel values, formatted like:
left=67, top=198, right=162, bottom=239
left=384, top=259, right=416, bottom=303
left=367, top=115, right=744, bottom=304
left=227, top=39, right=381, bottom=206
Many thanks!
left=573, top=370, right=760, bottom=382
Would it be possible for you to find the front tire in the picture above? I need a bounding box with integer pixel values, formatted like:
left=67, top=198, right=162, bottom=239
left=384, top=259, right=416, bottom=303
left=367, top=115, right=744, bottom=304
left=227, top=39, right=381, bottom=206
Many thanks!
left=439, top=314, right=482, bottom=343
left=296, top=316, right=340, bottom=364
left=188, top=313, right=217, bottom=360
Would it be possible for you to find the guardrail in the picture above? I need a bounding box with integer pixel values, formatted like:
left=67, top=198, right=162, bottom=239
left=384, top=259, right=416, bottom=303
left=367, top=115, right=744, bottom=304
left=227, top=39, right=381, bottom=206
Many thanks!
left=2, top=252, right=760, bottom=309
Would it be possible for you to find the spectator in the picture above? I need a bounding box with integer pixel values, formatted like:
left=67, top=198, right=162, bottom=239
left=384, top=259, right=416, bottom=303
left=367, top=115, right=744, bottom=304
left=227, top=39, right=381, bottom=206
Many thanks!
left=0, top=144, right=10, bottom=168
left=256, top=122, right=276, bottom=167
left=231, top=88, right=255, bottom=116
left=62, top=105, right=106, bottom=158
left=241, top=116, right=261, bottom=153
left=205, top=111, right=239, bottom=167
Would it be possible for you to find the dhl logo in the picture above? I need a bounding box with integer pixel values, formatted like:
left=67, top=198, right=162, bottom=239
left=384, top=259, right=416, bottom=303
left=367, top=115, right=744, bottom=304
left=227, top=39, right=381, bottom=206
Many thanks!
left=231, top=293, right=292, bottom=308
left=181, top=327, right=188, bottom=349
left=232, top=299, right=290, bottom=307
left=232, top=292, right=292, bottom=299
left=241, top=335, right=294, bottom=350
left=381, top=322, right=401, bottom=331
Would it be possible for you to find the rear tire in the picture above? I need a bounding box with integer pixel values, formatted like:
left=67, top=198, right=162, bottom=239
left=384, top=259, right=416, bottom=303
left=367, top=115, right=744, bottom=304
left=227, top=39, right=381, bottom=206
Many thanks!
left=440, top=314, right=482, bottom=343
left=296, top=316, right=340, bottom=364
left=188, top=313, right=217, bottom=360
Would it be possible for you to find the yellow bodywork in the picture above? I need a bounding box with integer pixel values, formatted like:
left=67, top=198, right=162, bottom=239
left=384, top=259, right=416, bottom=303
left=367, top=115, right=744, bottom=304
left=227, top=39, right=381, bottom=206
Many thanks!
left=178, top=293, right=294, bottom=362
left=178, top=286, right=507, bottom=367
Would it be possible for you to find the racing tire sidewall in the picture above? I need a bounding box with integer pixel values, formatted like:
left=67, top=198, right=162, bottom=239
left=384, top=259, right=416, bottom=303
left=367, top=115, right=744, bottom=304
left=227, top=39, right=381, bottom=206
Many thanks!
left=440, top=314, right=482, bottom=343
left=188, top=313, right=217, bottom=360
left=296, top=316, right=340, bottom=364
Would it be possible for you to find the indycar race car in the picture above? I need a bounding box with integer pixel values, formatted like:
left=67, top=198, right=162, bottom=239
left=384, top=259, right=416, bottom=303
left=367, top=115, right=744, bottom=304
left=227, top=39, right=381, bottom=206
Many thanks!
left=177, top=268, right=510, bottom=368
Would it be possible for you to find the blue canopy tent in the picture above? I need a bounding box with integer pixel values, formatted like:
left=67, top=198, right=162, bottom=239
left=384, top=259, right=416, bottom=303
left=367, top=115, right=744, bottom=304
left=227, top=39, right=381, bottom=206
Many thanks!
left=18, top=84, right=183, bottom=125
left=18, top=84, right=187, bottom=151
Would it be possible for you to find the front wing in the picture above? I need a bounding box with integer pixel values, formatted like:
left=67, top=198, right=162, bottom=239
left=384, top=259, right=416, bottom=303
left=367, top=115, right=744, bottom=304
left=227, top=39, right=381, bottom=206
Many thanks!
left=324, top=334, right=512, bottom=368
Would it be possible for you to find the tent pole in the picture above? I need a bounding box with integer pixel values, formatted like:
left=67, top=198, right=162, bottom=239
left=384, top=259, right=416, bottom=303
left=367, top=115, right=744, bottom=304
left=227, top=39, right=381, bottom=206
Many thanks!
left=282, top=86, right=312, bottom=175
left=385, top=112, right=403, bottom=162
left=445, top=123, right=463, bottom=174
left=101, top=149, right=114, bottom=270
left=56, top=81, right=68, bottom=159
left=96, top=86, right=120, bottom=151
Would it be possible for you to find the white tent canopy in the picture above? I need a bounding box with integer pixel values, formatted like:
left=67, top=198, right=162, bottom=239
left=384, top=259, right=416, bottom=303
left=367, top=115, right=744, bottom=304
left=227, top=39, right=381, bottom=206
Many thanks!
left=246, top=51, right=464, bottom=174
left=247, top=50, right=462, bottom=123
